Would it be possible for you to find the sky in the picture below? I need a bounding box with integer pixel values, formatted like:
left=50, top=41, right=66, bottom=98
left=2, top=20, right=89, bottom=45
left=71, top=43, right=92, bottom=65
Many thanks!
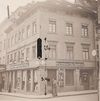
left=0, top=0, right=75, bottom=23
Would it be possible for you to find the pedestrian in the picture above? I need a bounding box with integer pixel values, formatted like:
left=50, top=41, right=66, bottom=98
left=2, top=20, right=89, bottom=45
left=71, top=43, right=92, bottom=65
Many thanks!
left=52, top=79, right=57, bottom=97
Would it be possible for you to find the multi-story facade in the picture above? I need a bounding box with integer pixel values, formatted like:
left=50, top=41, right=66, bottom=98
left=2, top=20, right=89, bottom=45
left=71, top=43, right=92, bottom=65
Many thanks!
left=0, top=19, right=12, bottom=91
left=0, top=0, right=97, bottom=94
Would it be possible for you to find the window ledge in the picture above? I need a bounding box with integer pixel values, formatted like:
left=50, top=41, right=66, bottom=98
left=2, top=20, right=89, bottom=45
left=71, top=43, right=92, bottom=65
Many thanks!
left=48, top=32, right=57, bottom=34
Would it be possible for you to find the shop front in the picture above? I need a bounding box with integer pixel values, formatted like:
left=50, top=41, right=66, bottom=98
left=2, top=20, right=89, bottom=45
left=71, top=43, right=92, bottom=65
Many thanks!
left=80, top=69, right=95, bottom=90
left=4, top=69, right=35, bottom=93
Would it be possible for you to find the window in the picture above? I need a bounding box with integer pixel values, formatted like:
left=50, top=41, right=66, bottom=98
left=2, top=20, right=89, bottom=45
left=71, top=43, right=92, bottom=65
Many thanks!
left=81, top=25, right=88, bottom=37
left=66, top=46, right=74, bottom=60
left=4, top=40, right=6, bottom=50
left=18, top=51, right=20, bottom=62
left=65, top=69, right=74, bottom=85
left=11, top=36, right=14, bottom=46
left=26, top=25, right=30, bottom=37
left=82, top=48, right=89, bottom=60
left=3, top=56, right=5, bottom=64
left=66, top=23, right=73, bottom=35
left=0, top=42, right=2, bottom=52
left=49, top=20, right=56, bottom=33
left=32, top=46, right=36, bottom=59
left=18, top=31, right=21, bottom=41
left=0, top=57, right=1, bottom=64
left=21, top=49, right=24, bottom=61
left=15, top=71, right=17, bottom=89
left=22, top=71, right=25, bottom=90
left=27, top=70, right=31, bottom=91
left=26, top=48, right=30, bottom=60
left=15, top=33, right=17, bottom=43
left=21, top=28, right=25, bottom=40
left=14, top=52, right=17, bottom=62
left=49, top=45, right=56, bottom=59
left=10, top=54, right=13, bottom=63
left=32, top=22, right=36, bottom=34
left=8, top=39, right=10, bottom=48
left=7, top=55, right=9, bottom=64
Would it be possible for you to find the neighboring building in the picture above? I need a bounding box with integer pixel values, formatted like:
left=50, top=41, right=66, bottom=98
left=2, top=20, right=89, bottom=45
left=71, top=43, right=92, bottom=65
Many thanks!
left=0, top=64, right=6, bottom=91
left=0, top=0, right=97, bottom=94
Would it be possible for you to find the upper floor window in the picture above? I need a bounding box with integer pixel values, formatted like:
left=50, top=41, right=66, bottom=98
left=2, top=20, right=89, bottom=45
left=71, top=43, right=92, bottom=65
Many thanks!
left=3, top=56, right=5, bottom=64
left=8, top=39, right=10, bottom=48
left=49, top=20, right=56, bottom=33
left=7, top=55, right=9, bottom=64
left=32, top=46, right=36, bottom=59
left=26, top=25, right=31, bottom=37
left=14, top=52, right=17, bottom=62
left=82, top=47, right=89, bottom=60
left=18, top=51, right=20, bottom=62
left=21, top=28, right=25, bottom=40
left=18, top=31, right=21, bottom=41
left=26, top=47, right=30, bottom=60
left=81, top=24, right=88, bottom=37
left=49, top=44, right=56, bottom=59
left=66, top=45, right=74, bottom=60
left=21, top=49, right=24, bottom=61
left=0, top=42, right=2, bottom=52
left=32, top=22, right=37, bottom=34
left=11, top=35, right=14, bottom=46
left=15, top=33, right=17, bottom=43
left=10, top=54, right=13, bottom=63
left=4, top=40, right=6, bottom=50
left=66, top=23, right=73, bottom=36
left=0, top=57, right=1, bottom=64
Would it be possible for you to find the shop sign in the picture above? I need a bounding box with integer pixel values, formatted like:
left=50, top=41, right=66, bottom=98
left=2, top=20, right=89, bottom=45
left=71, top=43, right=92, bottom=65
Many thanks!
left=57, top=68, right=64, bottom=87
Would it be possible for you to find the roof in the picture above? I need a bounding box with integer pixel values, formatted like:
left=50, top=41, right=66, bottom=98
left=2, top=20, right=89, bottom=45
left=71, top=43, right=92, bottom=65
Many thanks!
left=3, top=0, right=97, bottom=34
left=13, top=0, right=97, bottom=24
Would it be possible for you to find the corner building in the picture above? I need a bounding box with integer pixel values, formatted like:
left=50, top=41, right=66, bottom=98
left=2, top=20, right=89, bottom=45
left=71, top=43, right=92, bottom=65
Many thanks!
left=3, top=0, right=97, bottom=94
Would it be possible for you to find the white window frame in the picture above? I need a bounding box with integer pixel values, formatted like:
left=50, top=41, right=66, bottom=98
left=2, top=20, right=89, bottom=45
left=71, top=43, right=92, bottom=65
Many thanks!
left=66, top=23, right=73, bottom=36
left=32, top=46, right=36, bottom=59
left=26, top=25, right=31, bottom=37
left=81, top=24, right=88, bottom=37
left=66, top=43, right=74, bottom=60
left=49, top=20, right=56, bottom=33
left=82, top=47, right=89, bottom=60
left=32, top=22, right=37, bottom=34
left=48, top=41, right=57, bottom=59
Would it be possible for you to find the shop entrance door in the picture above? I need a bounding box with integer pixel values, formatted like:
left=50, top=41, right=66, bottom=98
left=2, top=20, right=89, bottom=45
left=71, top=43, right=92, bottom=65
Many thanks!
left=47, top=69, right=57, bottom=93
left=80, top=70, right=90, bottom=90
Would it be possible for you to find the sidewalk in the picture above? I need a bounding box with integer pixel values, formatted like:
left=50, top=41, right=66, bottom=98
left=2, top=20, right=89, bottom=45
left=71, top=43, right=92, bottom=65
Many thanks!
left=0, top=90, right=97, bottom=99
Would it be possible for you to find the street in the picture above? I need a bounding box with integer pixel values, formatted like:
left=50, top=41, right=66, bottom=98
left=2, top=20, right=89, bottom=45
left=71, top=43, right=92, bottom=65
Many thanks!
left=0, top=93, right=98, bottom=101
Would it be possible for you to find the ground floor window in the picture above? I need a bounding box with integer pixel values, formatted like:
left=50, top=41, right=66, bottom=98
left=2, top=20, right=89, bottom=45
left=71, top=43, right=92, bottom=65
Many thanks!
left=65, top=69, right=74, bottom=86
left=15, top=71, right=17, bottom=89
left=22, top=70, right=26, bottom=90
left=2, top=73, right=5, bottom=89
left=27, top=70, right=31, bottom=91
